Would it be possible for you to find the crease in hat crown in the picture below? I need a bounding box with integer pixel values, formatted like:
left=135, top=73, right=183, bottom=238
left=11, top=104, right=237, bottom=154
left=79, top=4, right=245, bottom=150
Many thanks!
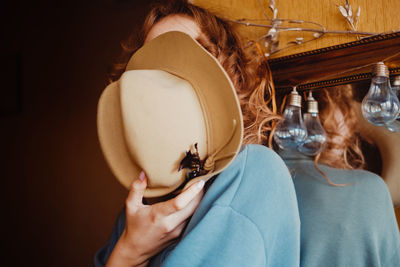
left=97, top=31, right=243, bottom=197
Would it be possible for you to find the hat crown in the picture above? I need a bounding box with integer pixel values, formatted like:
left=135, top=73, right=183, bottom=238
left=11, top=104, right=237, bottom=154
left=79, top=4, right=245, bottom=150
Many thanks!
left=120, top=70, right=207, bottom=189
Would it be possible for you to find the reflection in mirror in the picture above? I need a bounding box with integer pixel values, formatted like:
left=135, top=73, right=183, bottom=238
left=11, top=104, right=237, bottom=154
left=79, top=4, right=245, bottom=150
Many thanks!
left=271, top=34, right=400, bottom=228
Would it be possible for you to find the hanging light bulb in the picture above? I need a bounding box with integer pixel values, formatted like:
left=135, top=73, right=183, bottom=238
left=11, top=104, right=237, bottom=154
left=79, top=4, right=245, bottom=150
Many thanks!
left=274, top=87, right=307, bottom=150
left=386, top=75, right=400, bottom=132
left=362, top=62, right=400, bottom=126
left=298, top=92, right=327, bottom=156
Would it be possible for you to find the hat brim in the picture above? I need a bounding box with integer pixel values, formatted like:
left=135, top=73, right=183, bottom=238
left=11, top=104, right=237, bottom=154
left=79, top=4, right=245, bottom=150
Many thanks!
left=98, top=31, right=243, bottom=197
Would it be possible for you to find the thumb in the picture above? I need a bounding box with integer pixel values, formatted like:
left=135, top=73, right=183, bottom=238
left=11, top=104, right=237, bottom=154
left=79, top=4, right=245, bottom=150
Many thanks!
left=126, top=171, right=147, bottom=211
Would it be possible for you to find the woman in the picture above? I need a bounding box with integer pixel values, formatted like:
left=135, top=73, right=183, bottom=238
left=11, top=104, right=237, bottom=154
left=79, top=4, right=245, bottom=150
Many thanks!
left=279, top=85, right=400, bottom=267
left=95, top=1, right=299, bottom=266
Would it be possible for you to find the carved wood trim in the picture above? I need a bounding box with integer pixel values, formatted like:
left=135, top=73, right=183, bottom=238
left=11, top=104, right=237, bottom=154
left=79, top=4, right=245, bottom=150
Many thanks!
left=269, top=31, right=400, bottom=93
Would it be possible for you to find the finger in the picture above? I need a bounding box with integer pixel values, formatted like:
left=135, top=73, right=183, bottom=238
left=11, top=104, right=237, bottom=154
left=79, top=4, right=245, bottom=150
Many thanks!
left=126, top=171, right=147, bottom=212
left=164, top=188, right=203, bottom=226
left=173, top=180, right=205, bottom=210
left=155, top=180, right=205, bottom=216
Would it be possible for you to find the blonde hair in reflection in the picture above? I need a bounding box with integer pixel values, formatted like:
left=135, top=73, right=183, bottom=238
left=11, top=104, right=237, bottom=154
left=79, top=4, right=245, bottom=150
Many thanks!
left=311, top=84, right=366, bottom=186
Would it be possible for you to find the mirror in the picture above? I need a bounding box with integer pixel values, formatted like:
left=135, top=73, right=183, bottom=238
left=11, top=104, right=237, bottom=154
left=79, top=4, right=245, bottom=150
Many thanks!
left=269, top=33, right=400, bottom=223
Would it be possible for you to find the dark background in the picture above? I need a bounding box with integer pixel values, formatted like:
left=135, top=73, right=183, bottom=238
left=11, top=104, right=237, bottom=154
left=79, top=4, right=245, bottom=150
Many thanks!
left=1, top=1, right=157, bottom=266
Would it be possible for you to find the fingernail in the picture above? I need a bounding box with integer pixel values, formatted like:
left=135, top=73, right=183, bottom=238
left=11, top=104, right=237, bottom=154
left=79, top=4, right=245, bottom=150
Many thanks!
left=197, top=180, right=205, bottom=189
left=139, top=171, right=145, bottom=181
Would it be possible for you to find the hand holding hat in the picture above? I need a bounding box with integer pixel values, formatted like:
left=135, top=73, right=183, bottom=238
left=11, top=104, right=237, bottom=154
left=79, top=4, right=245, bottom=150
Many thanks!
left=105, top=171, right=204, bottom=266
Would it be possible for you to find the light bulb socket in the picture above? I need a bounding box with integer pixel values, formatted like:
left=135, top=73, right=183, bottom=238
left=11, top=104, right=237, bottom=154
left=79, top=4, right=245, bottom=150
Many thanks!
left=306, top=93, right=319, bottom=113
left=372, top=62, right=389, bottom=78
left=393, top=75, right=400, bottom=86
left=289, top=90, right=302, bottom=107
left=307, top=100, right=319, bottom=113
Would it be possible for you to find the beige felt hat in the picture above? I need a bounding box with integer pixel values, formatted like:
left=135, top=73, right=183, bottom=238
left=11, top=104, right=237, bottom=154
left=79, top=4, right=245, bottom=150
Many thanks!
left=97, top=31, right=243, bottom=198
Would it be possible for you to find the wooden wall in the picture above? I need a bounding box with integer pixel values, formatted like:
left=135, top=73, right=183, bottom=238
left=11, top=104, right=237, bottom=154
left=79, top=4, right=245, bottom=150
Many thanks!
left=193, top=0, right=400, bottom=58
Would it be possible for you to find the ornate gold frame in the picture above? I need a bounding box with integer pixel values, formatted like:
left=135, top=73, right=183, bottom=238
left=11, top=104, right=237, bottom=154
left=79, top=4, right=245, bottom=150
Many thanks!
left=269, top=31, right=400, bottom=95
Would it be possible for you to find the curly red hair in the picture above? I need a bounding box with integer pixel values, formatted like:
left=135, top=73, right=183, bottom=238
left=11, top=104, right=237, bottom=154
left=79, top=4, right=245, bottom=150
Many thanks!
left=108, top=0, right=279, bottom=146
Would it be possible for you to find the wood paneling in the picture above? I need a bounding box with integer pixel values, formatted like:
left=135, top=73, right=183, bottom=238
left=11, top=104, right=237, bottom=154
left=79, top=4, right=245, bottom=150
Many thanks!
left=193, top=0, right=400, bottom=58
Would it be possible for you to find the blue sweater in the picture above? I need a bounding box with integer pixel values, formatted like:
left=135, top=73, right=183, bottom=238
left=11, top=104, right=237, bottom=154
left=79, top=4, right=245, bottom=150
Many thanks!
left=281, top=151, right=400, bottom=267
left=95, top=144, right=300, bottom=266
